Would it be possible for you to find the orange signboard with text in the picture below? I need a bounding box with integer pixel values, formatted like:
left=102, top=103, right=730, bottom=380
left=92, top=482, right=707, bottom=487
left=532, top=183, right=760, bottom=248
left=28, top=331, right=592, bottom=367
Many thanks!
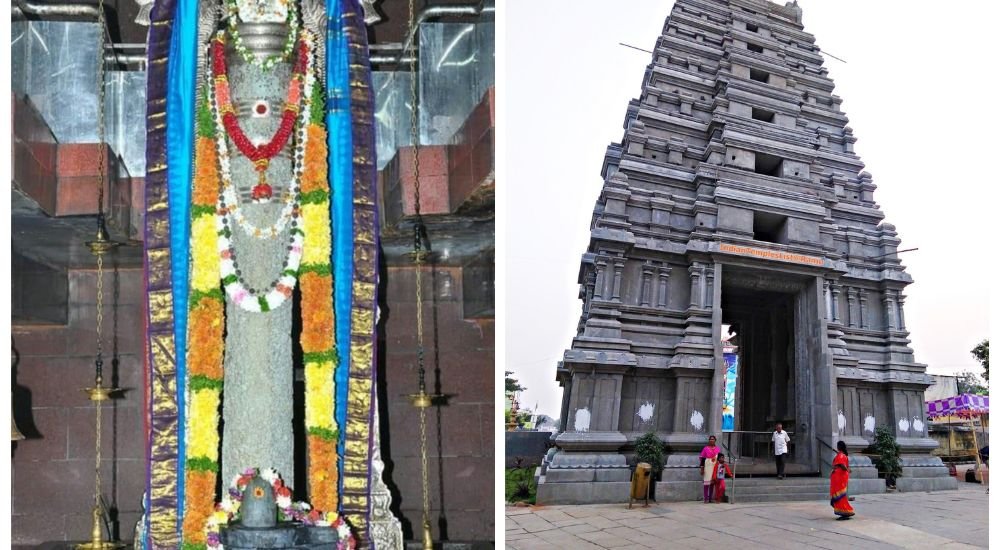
left=718, top=243, right=824, bottom=266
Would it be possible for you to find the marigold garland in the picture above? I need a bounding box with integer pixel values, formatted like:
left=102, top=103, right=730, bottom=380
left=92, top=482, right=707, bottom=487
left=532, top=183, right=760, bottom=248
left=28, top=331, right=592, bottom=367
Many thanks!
left=301, top=124, right=328, bottom=193
left=299, top=81, right=339, bottom=512
left=181, top=103, right=225, bottom=546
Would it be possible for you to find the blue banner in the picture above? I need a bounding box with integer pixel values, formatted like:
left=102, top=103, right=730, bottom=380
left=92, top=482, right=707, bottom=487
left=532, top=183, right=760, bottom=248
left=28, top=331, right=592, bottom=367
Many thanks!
left=722, top=352, right=739, bottom=432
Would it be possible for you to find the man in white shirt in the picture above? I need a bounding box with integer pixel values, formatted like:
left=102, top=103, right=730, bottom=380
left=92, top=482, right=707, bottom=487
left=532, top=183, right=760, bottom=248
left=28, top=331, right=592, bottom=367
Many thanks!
left=773, top=423, right=791, bottom=479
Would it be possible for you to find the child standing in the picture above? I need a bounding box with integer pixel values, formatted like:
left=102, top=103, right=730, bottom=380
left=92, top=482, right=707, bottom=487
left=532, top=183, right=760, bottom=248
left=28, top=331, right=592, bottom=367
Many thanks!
left=712, top=453, right=733, bottom=503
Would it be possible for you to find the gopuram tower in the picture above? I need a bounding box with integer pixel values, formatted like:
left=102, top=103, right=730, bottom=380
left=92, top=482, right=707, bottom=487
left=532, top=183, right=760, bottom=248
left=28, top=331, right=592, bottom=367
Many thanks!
left=539, top=0, right=956, bottom=503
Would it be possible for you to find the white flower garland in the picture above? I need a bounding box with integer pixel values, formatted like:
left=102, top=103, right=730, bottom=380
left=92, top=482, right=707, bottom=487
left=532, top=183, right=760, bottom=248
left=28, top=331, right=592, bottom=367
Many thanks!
left=210, top=29, right=316, bottom=313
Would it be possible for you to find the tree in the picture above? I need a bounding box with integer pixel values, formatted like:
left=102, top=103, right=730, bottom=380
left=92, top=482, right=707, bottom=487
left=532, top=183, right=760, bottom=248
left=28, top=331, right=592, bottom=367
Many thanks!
left=505, top=407, right=533, bottom=430
left=634, top=431, right=665, bottom=481
left=871, top=425, right=902, bottom=489
left=957, top=370, right=987, bottom=395
left=505, top=371, right=526, bottom=395
left=971, top=339, right=989, bottom=382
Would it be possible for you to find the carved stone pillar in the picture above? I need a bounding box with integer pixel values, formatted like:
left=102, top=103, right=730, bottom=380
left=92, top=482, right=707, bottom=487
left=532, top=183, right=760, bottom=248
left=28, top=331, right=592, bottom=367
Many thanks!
left=859, top=289, right=869, bottom=329
left=667, top=138, right=685, bottom=164
left=594, top=256, right=608, bottom=300
left=689, top=262, right=703, bottom=309
left=657, top=264, right=672, bottom=308
left=846, top=287, right=857, bottom=327
left=883, top=291, right=896, bottom=331
left=640, top=262, right=655, bottom=306
left=896, top=291, right=907, bottom=330
left=704, top=265, right=715, bottom=309
left=611, top=258, right=625, bottom=302
left=823, top=280, right=832, bottom=320
left=831, top=283, right=841, bottom=324
left=558, top=378, right=572, bottom=432
left=584, top=269, right=597, bottom=316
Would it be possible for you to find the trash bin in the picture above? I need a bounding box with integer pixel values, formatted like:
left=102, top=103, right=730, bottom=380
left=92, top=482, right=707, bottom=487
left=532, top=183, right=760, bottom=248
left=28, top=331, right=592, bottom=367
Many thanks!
left=629, top=462, right=651, bottom=508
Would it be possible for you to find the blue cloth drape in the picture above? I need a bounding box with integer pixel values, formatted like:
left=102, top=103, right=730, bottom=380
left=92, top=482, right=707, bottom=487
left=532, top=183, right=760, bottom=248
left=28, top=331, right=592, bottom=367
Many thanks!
left=165, top=0, right=198, bottom=521
left=326, top=0, right=354, bottom=491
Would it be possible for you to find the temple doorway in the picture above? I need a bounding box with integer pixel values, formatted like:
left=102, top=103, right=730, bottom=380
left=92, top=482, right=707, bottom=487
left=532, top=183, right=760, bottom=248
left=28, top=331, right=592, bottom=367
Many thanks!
left=720, top=266, right=823, bottom=475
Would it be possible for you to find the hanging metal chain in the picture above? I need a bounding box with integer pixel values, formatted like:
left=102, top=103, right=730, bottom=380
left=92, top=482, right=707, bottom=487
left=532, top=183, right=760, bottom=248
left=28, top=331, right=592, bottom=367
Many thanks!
left=74, top=2, right=124, bottom=547
left=406, top=0, right=433, bottom=543
left=95, top=253, right=105, bottom=382
left=94, top=247, right=105, bottom=514
left=415, top=253, right=430, bottom=522
left=92, top=0, right=110, bottom=530
left=408, top=0, right=421, bottom=221
left=96, top=0, right=107, bottom=223
left=93, top=378, right=104, bottom=510
left=94, top=0, right=105, bottom=392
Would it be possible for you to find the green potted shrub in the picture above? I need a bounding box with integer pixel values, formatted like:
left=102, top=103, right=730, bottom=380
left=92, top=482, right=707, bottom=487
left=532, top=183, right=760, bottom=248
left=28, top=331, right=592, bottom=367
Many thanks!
left=634, top=431, right=665, bottom=500
left=870, top=425, right=902, bottom=489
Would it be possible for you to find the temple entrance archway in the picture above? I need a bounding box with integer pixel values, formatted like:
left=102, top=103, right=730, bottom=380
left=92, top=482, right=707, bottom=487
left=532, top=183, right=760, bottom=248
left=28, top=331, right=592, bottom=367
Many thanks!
left=719, top=265, right=824, bottom=475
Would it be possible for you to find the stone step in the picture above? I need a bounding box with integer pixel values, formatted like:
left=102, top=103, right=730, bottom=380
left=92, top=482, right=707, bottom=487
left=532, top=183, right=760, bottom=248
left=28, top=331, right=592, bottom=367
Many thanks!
left=727, top=492, right=830, bottom=504
left=729, top=483, right=830, bottom=495
left=726, top=462, right=816, bottom=476
left=722, top=476, right=827, bottom=487
left=716, top=475, right=836, bottom=503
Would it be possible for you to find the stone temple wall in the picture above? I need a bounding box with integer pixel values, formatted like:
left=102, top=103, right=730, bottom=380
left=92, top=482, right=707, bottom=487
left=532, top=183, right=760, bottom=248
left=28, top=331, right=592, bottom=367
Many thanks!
left=539, top=0, right=953, bottom=504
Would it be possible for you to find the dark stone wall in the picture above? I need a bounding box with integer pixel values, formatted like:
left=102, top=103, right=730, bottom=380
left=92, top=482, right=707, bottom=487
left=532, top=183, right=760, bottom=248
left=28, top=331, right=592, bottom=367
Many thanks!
left=379, top=265, right=495, bottom=542
left=505, top=432, right=552, bottom=468
left=12, top=267, right=147, bottom=545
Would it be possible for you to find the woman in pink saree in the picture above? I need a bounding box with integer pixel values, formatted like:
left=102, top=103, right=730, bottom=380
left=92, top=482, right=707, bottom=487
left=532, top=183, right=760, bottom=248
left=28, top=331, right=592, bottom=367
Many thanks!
left=830, top=440, right=855, bottom=519
left=699, top=435, right=720, bottom=503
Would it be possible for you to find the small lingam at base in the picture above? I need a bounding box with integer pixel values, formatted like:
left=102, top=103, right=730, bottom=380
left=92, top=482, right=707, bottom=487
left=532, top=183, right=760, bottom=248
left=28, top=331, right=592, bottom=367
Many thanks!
left=219, top=475, right=338, bottom=550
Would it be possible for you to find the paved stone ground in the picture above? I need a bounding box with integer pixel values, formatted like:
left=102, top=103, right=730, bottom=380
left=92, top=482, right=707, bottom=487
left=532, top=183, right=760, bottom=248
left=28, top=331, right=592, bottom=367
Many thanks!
left=505, top=485, right=988, bottom=549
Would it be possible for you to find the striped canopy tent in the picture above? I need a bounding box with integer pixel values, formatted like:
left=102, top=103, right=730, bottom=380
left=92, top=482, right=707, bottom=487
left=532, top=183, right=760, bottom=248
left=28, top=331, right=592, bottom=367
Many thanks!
left=927, top=393, right=989, bottom=489
left=926, top=393, right=990, bottom=418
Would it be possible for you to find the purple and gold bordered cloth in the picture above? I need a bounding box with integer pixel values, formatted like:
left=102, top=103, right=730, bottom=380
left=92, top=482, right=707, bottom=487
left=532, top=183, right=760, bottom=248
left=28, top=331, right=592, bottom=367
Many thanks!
left=141, top=0, right=379, bottom=546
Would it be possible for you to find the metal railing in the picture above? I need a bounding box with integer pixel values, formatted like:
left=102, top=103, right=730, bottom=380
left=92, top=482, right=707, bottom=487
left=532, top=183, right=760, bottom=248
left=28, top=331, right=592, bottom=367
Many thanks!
left=720, top=430, right=796, bottom=504
left=722, top=430, right=795, bottom=467
left=719, top=440, right=738, bottom=504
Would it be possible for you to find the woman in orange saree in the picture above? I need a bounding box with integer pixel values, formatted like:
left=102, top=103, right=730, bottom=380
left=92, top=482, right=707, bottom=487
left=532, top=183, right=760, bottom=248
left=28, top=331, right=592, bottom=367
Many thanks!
left=830, top=440, right=855, bottom=519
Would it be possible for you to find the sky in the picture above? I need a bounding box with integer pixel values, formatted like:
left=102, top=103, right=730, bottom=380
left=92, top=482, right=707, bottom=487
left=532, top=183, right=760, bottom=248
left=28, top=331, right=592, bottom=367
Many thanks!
left=504, top=0, right=998, bottom=419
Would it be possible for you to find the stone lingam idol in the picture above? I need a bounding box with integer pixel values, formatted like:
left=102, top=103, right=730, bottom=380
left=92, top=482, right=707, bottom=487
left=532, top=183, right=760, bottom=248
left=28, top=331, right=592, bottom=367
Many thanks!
left=141, top=0, right=399, bottom=547
left=217, top=470, right=353, bottom=549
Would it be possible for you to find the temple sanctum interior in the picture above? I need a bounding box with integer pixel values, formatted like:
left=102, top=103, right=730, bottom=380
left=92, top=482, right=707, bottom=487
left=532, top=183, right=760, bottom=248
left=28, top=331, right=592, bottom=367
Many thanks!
left=10, top=0, right=494, bottom=547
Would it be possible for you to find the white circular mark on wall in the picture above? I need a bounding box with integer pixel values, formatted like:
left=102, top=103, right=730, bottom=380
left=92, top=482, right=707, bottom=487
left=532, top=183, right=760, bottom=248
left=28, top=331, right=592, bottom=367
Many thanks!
left=690, top=410, right=704, bottom=432
left=636, top=401, right=655, bottom=423
left=898, top=417, right=910, bottom=433
left=863, top=415, right=875, bottom=434
left=912, top=417, right=924, bottom=433
left=574, top=408, right=591, bottom=432
left=837, top=410, right=846, bottom=433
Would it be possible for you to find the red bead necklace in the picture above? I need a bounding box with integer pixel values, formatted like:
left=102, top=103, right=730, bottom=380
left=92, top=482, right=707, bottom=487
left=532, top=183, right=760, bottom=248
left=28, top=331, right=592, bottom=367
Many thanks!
left=211, top=33, right=309, bottom=201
